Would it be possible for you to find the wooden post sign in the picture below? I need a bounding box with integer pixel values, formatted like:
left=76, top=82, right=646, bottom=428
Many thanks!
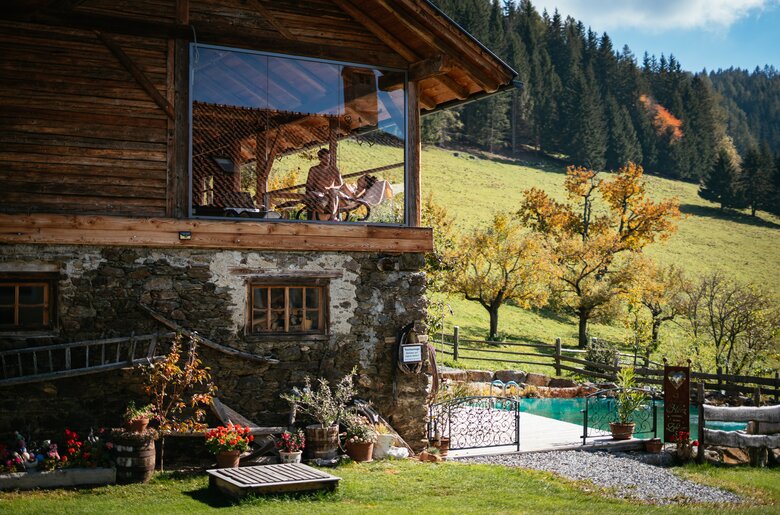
left=663, top=365, right=691, bottom=441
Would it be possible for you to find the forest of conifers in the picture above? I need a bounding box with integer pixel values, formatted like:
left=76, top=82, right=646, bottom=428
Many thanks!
left=426, top=0, right=780, bottom=216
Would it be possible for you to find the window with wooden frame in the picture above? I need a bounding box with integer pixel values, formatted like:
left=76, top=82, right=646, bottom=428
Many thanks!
left=249, top=282, right=327, bottom=335
left=0, top=274, right=57, bottom=331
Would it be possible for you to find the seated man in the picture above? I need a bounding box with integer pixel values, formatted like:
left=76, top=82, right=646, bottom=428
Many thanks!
left=304, top=148, right=350, bottom=221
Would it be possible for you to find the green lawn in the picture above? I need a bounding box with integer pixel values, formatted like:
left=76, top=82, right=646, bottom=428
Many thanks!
left=1, top=461, right=777, bottom=514
left=420, top=146, right=780, bottom=369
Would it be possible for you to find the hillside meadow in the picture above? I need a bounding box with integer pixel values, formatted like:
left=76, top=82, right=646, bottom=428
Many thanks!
left=418, top=146, right=780, bottom=370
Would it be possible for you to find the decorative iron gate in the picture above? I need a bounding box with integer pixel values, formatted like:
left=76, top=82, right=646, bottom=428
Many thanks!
left=428, top=396, right=520, bottom=452
left=581, top=388, right=659, bottom=444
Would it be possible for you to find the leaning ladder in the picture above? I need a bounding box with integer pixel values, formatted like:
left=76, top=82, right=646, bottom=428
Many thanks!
left=0, top=332, right=172, bottom=387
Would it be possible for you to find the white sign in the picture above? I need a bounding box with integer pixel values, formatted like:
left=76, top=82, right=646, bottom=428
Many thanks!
left=401, top=344, right=423, bottom=363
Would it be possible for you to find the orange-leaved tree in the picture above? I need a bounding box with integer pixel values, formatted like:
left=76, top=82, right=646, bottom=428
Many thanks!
left=445, top=213, right=551, bottom=341
left=518, top=163, right=680, bottom=347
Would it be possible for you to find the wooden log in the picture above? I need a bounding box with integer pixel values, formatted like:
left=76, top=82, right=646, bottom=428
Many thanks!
left=703, top=429, right=780, bottom=448
left=138, top=304, right=279, bottom=364
left=703, top=405, right=780, bottom=423
left=407, top=80, right=421, bottom=226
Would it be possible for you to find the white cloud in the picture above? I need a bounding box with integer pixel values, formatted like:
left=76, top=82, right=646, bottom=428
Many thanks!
left=530, top=0, right=777, bottom=31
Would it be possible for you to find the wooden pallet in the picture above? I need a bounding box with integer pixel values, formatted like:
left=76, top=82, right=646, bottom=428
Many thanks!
left=207, top=463, right=340, bottom=499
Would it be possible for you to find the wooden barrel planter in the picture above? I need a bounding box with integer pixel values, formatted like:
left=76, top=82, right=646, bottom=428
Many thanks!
left=305, top=425, right=339, bottom=460
left=114, top=432, right=156, bottom=484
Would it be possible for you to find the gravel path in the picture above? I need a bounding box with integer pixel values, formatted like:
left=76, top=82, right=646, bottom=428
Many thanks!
left=457, top=451, right=743, bottom=505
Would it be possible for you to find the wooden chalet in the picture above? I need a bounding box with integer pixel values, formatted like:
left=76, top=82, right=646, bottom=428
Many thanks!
left=0, top=1, right=515, bottom=443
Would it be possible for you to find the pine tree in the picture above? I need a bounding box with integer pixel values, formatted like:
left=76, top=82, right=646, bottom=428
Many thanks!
left=605, top=95, right=642, bottom=169
left=699, top=148, right=742, bottom=209
left=570, top=67, right=607, bottom=169
left=740, top=145, right=774, bottom=216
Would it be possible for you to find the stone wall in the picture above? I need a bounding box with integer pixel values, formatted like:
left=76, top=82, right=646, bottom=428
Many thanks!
left=0, top=245, right=430, bottom=446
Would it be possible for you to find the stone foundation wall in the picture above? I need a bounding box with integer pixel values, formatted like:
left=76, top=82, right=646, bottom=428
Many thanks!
left=0, top=245, right=429, bottom=446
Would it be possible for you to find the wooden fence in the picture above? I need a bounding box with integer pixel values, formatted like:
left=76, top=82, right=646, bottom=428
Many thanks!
left=436, top=326, right=780, bottom=400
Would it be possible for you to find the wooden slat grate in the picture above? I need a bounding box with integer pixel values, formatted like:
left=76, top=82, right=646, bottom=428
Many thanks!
left=208, top=463, right=339, bottom=488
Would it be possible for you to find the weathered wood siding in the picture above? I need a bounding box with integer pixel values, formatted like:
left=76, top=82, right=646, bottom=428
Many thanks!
left=0, top=21, right=169, bottom=216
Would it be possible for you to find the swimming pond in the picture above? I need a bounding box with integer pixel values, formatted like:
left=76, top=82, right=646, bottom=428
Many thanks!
left=517, top=397, right=746, bottom=442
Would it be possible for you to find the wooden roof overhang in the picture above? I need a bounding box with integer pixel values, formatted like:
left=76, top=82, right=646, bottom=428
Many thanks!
left=0, top=0, right=512, bottom=254
left=2, top=0, right=517, bottom=111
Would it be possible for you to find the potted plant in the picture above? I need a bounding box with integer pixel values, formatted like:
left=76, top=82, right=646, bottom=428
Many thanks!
left=275, top=430, right=305, bottom=464
left=123, top=401, right=155, bottom=433
left=343, top=415, right=377, bottom=462
left=205, top=424, right=253, bottom=468
left=372, top=423, right=397, bottom=460
left=644, top=438, right=663, bottom=454
left=281, top=368, right=357, bottom=460
left=418, top=446, right=441, bottom=463
left=609, top=367, right=648, bottom=440
left=672, top=431, right=697, bottom=462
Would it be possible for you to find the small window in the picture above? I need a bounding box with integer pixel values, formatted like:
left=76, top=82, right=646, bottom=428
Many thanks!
left=0, top=274, right=57, bottom=331
left=249, top=283, right=327, bottom=334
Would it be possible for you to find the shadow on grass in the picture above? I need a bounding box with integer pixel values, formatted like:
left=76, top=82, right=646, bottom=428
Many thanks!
left=680, top=204, right=780, bottom=229
left=184, top=480, right=338, bottom=509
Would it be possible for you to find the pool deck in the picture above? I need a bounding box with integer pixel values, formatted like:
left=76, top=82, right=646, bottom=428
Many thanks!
left=447, top=412, right=644, bottom=459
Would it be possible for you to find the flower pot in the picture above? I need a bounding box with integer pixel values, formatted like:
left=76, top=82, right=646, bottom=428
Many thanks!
left=305, top=425, right=339, bottom=460
left=609, top=422, right=635, bottom=440
left=432, top=437, right=450, bottom=458
left=125, top=417, right=150, bottom=434
left=114, top=434, right=155, bottom=484
left=279, top=451, right=303, bottom=464
left=644, top=438, right=663, bottom=454
left=372, top=433, right=396, bottom=459
left=345, top=441, right=374, bottom=462
left=216, top=450, right=241, bottom=469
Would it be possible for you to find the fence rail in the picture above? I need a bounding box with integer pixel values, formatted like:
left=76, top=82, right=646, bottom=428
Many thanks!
left=437, top=326, right=780, bottom=400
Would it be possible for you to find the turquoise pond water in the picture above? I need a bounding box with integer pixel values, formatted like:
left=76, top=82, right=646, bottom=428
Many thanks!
left=516, top=398, right=747, bottom=442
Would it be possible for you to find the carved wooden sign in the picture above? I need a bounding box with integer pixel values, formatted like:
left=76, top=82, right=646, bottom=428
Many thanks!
left=663, top=365, right=690, bottom=441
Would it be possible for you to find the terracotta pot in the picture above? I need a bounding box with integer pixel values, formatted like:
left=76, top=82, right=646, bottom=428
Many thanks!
left=609, top=422, right=635, bottom=440
left=279, top=451, right=303, bottom=464
left=305, top=425, right=339, bottom=460
left=432, top=437, right=450, bottom=458
left=345, top=441, right=374, bottom=462
left=644, top=438, right=663, bottom=454
left=216, top=449, right=241, bottom=468
left=125, top=417, right=149, bottom=434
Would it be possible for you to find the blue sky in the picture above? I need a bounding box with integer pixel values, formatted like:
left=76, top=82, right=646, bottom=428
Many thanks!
left=530, top=0, right=780, bottom=72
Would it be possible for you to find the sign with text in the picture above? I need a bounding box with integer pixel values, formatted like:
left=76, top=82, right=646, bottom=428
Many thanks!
left=400, top=344, right=423, bottom=364
left=663, top=365, right=690, bottom=441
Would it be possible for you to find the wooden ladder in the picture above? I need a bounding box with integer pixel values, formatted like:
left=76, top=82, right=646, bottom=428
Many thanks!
left=0, top=332, right=172, bottom=387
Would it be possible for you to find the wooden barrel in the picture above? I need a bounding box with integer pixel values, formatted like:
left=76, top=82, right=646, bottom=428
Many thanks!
left=305, top=425, right=339, bottom=460
left=114, top=436, right=155, bottom=484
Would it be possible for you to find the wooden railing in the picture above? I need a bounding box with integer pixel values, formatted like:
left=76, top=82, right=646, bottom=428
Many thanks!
left=436, top=326, right=780, bottom=399
left=0, top=332, right=174, bottom=387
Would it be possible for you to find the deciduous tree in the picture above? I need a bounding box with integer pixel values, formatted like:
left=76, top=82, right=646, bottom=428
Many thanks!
left=445, top=213, right=550, bottom=340
left=518, top=163, right=681, bottom=347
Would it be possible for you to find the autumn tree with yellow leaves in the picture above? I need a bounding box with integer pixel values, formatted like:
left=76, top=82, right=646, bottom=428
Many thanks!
left=446, top=213, right=551, bottom=341
left=518, top=163, right=681, bottom=347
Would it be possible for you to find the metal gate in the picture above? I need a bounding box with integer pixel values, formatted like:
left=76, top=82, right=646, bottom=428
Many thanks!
left=581, top=388, right=659, bottom=444
left=428, top=396, right=520, bottom=452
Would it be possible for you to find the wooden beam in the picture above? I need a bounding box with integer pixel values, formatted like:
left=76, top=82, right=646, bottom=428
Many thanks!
left=419, top=91, right=436, bottom=111
left=433, top=74, right=470, bottom=100
left=376, top=0, right=501, bottom=93
left=704, top=428, right=780, bottom=448
left=407, top=81, right=422, bottom=227
left=704, top=404, right=780, bottom=423
left=0, top=213, right=434, bottom=253
left=408, top=55, right=452, bottom=82
left=138, top=304, right=280, bottom=364
left=96, top=31, right=175, bottom=120
left=253, top=1, right=294, bottom=40
left=176, top=0, right=189, bottom=25
left=332, top=0, right=419, bottom=62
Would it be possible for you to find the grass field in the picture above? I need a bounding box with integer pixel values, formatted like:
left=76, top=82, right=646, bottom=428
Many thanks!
left=419, top=146, right=780, bottom=371
left=1, top=461, right=778, bottom=514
